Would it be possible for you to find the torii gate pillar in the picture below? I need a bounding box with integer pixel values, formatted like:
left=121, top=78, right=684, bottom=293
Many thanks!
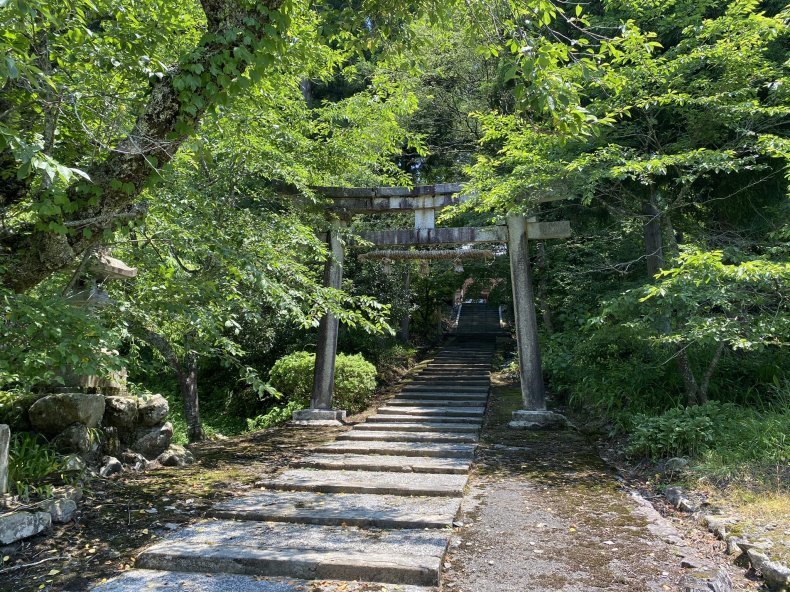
left=293, top=221, right=347, bottom=425
left=507, top=215, right=567, bottom=429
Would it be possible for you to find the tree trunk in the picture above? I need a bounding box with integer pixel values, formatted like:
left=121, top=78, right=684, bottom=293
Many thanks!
left=698, top=341, right=726, bottom=404
left=642, top=195, right=701, bottom=405
left=643, top=189, right=664, bottom=278
left=1, top=0, right=284, bottom=292
left=178, top=352, right=203, bottom=443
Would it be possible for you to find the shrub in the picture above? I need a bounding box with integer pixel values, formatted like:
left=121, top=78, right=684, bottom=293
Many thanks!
left=627, top=401, right=790, bottom=464
left=8, top=432, right=63, bottom=499
left=627, top=405, right=719, bottom=459
left=269, top=351, right=377, bottom=413
left=246, top=400, right=304, bottom=431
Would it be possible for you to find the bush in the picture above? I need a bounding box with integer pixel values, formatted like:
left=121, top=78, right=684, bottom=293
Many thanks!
left=269, top=351, right=377, bottom=413
left=8, top=432, right=63, bottom=499
left=627, top=401, right=790, bottom=464
left=246, top=400, right=304, bottom=431
left=627, top=404, right=720, bottom=459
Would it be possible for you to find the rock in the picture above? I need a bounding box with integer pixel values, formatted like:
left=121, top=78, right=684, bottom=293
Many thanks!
left=131, top=422, right=173, bottom=459
left=736, top=539, right=773, bottom=553
left=0, top=424, right=9, bottom=495
left=29, top=393, right=105, bottom=434
left=137, top=394, right=169, bottom=427
left=39, top=498, right=77, bottom=523
left=680, top=568, right=733, bottom=592
left=120, top=450, right=151, bottom=471
left=664, top=457, right=690, bottom=473
left=726, top=536, right=743, bottom=555
left=62, top=453, right=87, bottom=473
left=53, top=485, right=83, bottom=502
left=681, top=557, right=703, bottom=569
left=100, top=456, right=123, bottom=477
left=665, top=486, right=698, bottom=512
left=156, top=444, right=194, bottom=467
left=52, top=423, right=92, bottom=454
left=0, top=511, right=51, bottom=545
left=104, top=396, right=138, bottom=429
left=761, top=560, right=790, bottom=591
left=665, top=486, right=685, bottom=506
left=748, top=549, right=770, bottom=571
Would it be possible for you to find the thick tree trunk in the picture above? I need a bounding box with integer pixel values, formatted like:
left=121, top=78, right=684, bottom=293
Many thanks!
left=1, top=0, right=283, bottom=292
left=178, top=352, right=203, bottom=443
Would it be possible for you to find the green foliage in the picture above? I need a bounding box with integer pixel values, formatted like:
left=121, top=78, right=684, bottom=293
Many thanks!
left=628, top=404, right=722, bottom=458
left=246, top=400, right=304, bottom=431
left=543, top=324, right=681, bottom=417
left=627, top=401, right=790, bottom=467
left=0, top=286, right=123, bottom=391
left=269, top=351, right=377, bottom=413
left=7, top=432, right=62, bottom=500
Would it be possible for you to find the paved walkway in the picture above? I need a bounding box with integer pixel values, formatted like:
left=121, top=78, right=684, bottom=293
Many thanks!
left=94, top=339, right=495, bottom=591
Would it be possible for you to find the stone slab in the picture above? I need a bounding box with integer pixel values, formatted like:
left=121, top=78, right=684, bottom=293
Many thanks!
left=212, top=490, right=462, bottom=527
left=387, top=398, right=487, bottom=408
left=402, top=385, right=489, bottom=393
left=292, top=408, right=346, bottom=426
left=0, top=511, right=51, bottom=545
left=315, top=440, right=476, bottom=458
left=377, top=406, right=485, bottom=417
left=294, top=453, right=472, bottom=474
left=367, top=413, right=482, bottom=424
left=339, top=430, right=477, bottom=444
left=356, top=422, right=479, bottom=433
left=508, top=409, right=568, bottom=430
left=93, top=570, right=436, bottom=592
left=394, top=392, right=488, bottom=399
left=136, top=520, right=449, bottom=586
left=258, top=469, right=468, bottom=497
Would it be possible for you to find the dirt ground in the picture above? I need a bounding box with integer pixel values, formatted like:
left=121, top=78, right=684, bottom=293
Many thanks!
left=441, top=379, right=760, bottom=592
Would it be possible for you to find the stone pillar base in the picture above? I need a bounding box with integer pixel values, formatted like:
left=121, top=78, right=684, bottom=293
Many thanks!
left=292, top=408, right=347, bottom=426
left=508, top=409, right=567, bottom=430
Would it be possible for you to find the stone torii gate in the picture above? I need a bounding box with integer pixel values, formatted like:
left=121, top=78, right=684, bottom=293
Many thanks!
left=292, top=184, right=570, bottom=428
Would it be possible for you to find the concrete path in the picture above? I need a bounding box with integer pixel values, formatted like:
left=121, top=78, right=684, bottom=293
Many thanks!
left=93, top=339, right=495, bottom=592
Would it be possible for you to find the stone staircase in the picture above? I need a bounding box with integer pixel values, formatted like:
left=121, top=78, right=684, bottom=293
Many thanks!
left=455, top=302, right=504, bottom=336
left=93, top=339, right=494, bottom=592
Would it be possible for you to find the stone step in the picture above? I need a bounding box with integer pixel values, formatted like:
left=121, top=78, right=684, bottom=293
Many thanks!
left=211, top=490, right=463, bottom=528
left=258, top=469, right=468, bottom=497
left=93, top=570, right=436, bottom=592
left=294, top=452, right=471, bottom=474
left=366, top=413, right=482, bottom=424
left=135, top=520, right=449, bottom=586
left=338, top=430, right=477, bottom=444
left=316, top=440, right=476, bottom=458
left=393, top=393, right=488, bottom=401
left=402, top=385, right=489, bottom=393
left=354, top=422, right=479, bottom=433
left=414, top=377, right=489, bottom=382
left=377, top=406, right=485, bottom=417
left=387, top=398, right=487, bottom=408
